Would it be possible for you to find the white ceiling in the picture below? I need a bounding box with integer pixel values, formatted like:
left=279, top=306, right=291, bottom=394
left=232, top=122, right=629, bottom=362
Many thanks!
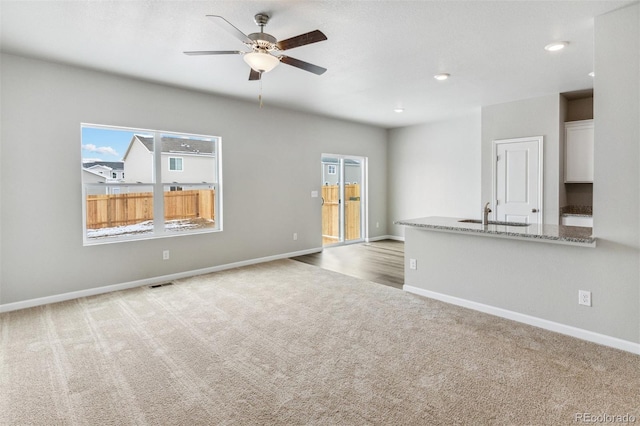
left=0, top=0, right=634, bottom=129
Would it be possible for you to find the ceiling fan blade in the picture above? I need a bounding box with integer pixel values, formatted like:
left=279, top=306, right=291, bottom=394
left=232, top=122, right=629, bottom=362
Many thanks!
left=183, top=50, right=243, bottom=56
left=280, top=56, right=327, bottom=75
left=276, top=30, right=327, bottom=51
left=249, top=68, right=262, bottom=81
left=206, top=15, right=253, bottom=45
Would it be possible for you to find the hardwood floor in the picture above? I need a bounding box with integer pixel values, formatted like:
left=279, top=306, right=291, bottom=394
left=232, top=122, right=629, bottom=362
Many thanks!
left=291, top=239, right=405, bottom=290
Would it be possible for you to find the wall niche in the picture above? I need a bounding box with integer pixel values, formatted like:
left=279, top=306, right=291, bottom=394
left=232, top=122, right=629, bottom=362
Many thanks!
left=561, top=89, right=594, bottom=211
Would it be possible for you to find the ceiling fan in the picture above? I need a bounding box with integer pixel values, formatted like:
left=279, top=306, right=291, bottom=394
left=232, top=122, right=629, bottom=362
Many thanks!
left=184, top=13, right=327, bottom=81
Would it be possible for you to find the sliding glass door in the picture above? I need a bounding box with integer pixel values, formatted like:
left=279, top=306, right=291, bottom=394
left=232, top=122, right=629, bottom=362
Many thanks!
left=321, top=155, right=365, bottom=246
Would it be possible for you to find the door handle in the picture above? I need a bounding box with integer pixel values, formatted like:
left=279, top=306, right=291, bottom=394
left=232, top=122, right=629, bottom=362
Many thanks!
left=532, top=208, right=539, bottom=213
left=321, top=197, right=325, bottom=206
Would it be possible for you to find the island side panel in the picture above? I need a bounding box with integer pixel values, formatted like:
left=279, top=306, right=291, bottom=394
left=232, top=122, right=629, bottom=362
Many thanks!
left=403, top=226, right=639, bottom=344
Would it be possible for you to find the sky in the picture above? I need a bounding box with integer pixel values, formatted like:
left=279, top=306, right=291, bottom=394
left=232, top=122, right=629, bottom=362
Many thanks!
left=81, top=126, right=215, bottom=163
left=81, top=126, right=139, bottom=163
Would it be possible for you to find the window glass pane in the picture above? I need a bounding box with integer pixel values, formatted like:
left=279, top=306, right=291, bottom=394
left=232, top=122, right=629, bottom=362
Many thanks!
left=85, top=185, right=154, bottom=241
left=81, top=126, right=154, bottom=184
left=169, top=157, right=183, bottom=171
left=164, top=184, right=216, bottom=233
left=161, top=134, right=216, bottom=184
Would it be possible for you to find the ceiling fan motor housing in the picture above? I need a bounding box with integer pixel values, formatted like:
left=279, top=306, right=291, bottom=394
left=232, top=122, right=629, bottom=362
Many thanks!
left=247, top=32, right=277, bottom=51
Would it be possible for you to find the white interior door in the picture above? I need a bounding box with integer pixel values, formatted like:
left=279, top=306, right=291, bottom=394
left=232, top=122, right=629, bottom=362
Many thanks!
left=493, top=136, right=543, bottom=224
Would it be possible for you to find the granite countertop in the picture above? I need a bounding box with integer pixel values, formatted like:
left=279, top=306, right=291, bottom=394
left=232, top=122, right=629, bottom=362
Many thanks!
left=394, top=216, right=595, bottom=247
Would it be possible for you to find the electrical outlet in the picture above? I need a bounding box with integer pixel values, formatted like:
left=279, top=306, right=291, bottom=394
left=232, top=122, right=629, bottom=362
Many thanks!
left=293, top=233, right=298, bottom=241
left=578, top=290, right=591, bottom=306
left=409, top=258, right=417, bottom=270
left=162, top=250, right=170, bottom=260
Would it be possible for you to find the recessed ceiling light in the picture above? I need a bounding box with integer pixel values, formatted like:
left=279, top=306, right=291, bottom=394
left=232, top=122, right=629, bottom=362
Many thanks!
left=394, top=108, right=405, bottom=113
left=588, top=71, right=595, bottom=77
left=434, top=73, right=450, bottom=81
left=544, top=41, right=568, bottom=52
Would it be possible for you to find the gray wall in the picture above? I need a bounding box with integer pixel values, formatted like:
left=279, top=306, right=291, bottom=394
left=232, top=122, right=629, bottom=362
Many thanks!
left=387, top=113, right=482, bottom=237
left=481, top=94, right=561, bottom=225
left=0, top=53, right=388, bottom=304
left=403, top=3, right=639, bottom=345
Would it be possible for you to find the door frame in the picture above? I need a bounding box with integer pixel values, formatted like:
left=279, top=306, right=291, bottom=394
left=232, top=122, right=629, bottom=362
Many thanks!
left=491, top=136, right=544, bottom=224
left=321, top=153, right=367, bottom=246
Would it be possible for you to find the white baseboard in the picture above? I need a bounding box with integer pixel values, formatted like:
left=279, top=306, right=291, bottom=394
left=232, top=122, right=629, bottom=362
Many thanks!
left=404, top=285, right=640, bottom=356
left=366, top=234, right=404, bottom=242
left=0, top=247, right=323, bottom=314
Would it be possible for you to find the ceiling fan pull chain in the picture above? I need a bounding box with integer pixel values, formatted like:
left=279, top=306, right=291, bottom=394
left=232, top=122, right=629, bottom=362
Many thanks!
left=259, top=75, right=264, bottom=108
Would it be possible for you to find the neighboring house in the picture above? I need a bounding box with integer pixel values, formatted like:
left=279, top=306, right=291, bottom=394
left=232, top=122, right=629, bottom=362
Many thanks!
left=122, top=135, right=216, bottom=187
left=82, top=161, right=125, bottom=194
left=322, top=158, right=361, bottom=186
left=82, top=161, right=125, bottom=182
left=82, top=168, right=106, bottom=184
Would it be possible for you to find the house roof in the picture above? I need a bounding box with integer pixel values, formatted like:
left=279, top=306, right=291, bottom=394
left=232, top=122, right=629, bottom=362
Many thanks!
left=135, top=135, right=214, bottom=155
left=82, top=161, right=124, bottom=170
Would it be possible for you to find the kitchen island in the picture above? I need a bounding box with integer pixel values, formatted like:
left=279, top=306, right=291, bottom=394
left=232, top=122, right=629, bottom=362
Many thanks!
left=394, top=216, right=595, bottom=247
left=393, top=215, right=640, bottom=354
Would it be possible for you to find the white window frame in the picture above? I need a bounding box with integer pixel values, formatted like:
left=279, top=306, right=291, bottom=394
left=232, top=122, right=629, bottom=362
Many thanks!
left=328, top=164, right=337, bottom=175
left=81, top=123, right=222, bottom=245
left=169, top=157, right=183, bottom=172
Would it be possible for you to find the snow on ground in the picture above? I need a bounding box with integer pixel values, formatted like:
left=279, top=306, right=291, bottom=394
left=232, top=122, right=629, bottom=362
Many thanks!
left=87, top=219, right=215, bottom=239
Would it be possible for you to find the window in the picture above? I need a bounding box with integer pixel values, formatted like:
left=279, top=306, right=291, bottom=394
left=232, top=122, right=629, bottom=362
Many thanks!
left=169, top=157, right=183, bottom=171
left=81, top=124, right=221, bottom=244
left=328, top=164, right=336, bottom=175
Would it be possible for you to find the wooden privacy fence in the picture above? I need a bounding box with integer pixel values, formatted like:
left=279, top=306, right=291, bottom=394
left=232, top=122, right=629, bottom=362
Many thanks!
left=86, top=189, right=215, bottom=229
left=322, top=184, right=360, bottom=242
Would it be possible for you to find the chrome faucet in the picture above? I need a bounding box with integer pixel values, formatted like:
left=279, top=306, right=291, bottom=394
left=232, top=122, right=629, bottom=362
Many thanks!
left=482, top=202, right=492, bottom=225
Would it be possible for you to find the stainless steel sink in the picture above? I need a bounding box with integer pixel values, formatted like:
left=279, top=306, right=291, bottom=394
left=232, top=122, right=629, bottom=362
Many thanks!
left=458, top=219, right=531, bottom=227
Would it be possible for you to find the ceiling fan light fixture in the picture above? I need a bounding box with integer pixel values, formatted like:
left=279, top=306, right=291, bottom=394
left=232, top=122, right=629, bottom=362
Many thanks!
left=434, top=73, right=450, bottom=81
left=244, top=51, right=280, bottom=73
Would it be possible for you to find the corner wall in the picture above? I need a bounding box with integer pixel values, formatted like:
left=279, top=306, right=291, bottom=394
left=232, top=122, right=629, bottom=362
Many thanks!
left=387, top=113, right=482, bottom=237
left=0, top=53, right=388, bottom=305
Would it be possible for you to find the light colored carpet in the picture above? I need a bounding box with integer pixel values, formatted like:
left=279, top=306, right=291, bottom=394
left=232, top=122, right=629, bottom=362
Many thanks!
left=1, top=259, right=638, bottom=425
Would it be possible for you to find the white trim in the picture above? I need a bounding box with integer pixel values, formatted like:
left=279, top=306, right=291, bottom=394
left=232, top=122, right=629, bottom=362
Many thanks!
left=403, top=285, right=640, bottom=355
left=366, top=234, right=404, bottom=242
left=0, top=247, right=322, bottom=314
left=363, top=158, right=369, bottom=242
left=320, top=153, right=367, bottom=246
